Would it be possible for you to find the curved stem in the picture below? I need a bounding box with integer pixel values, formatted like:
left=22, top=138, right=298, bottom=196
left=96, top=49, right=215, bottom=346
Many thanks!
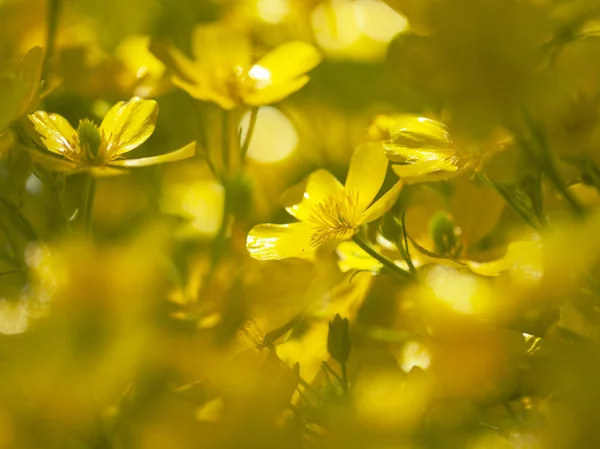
left=351, top=235, right=414, bottom=281
left=42, top=0, right=62, bottom=81
left=240, top=107, right=259, bottom=163
left=84, top=174, right=96, bottom=236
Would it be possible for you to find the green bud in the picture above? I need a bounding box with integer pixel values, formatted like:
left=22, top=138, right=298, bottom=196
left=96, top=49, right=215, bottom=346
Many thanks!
left=77, top=119, right=103, bottom=163
left=327, top=314, right=351, bottom=365
left=429, top=211, right=461, bottom=257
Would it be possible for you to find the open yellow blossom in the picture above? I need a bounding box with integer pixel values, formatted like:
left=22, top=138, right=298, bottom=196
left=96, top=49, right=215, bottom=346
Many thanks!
left=151, top=23, right=322, bottom=110
left=369, top=114, right=511, bottom=183
left=27, top=97, right=195, bottom=175
left=246, top=143, right=404, bottom=260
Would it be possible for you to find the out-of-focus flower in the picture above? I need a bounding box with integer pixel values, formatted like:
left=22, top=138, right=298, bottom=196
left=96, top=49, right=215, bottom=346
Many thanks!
left=311, top=0, right=409, bottom=61
left=26, top=97, right=195, bottom=175
left=151, top=23, right=322, bottom=110
left=113, top=34, right=168, bottom=97
left=369, top=114, right=511, bottom=182
left=0, top=46, right=43, bottom=134
left=246, top=143, right=403, bottom=260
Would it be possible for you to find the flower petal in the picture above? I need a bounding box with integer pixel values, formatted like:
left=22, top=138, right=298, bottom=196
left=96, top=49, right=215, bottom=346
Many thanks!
left=282, top=169, right=344, bottom=220
left=336, top=240, right=383, bottom=273
left=244, top=75, right=309, bottom=106
left=391, top=159, right=458, bottom=182
left=171, top=77, right=236, bottom=110
left=28, top=111, right=78, bottom=160
left=246, top=222, right=315, bottom=260
left=359, top=180, right=404, bottom=224
left=253, top=41, right=321, bottom=86
left=345, top=143, right=389, bottom=212
left=15, top=143, right=78, bottom=172
left=111, top=141, right=195, bottom=167
left=149, top=40, right=199, bottom=84
left=191, top=24, right=252, bottom=72
left=244, top=41, right=321, bottom=105
left=100, top=97, right=158, bottom=156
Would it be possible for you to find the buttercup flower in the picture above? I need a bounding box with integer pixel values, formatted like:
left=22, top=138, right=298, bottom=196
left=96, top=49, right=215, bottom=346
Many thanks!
left=246, top=144, right=404, bottom=260
left=151, top=23, right=322, bottom=110
left=369, top=114, right=511, bottom=183
left=27, top=97, right=195, bottom=175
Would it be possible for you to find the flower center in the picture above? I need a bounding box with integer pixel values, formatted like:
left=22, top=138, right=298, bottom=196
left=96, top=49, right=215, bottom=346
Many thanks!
left=307, top=191, right=361, bottom=247
left=76, top=119, right=106, bottom=165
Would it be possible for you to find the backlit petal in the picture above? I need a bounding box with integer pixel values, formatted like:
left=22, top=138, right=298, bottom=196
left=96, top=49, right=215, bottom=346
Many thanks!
left=253, top=41, right=321, bottom=87
left=28, top=111, right=78, bottom=160
left=101, top=97, right=158, bottom=156
left=246, top=222, right=315, bottom=260
left=282, top=169, right=344, bottom=220
left=111, top=141, right=195, bottom=167
left=345, top=143, right=389, bottom=212
left=359, top=180, right=404, bottom=224
left=244, top=75, right=309, bottom=106
left=149, top=40, right=199, bottom=84
left=16, top=143, right=78, bottom=172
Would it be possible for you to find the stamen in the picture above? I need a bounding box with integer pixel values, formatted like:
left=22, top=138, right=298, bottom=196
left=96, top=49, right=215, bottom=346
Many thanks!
left=307, top=191, right=361, bottom=247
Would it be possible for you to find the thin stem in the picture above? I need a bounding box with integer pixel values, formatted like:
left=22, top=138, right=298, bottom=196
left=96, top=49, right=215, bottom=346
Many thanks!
left=522, top=116, right=584, bottom=216
left=84, top=174, right=96, bottom=236
left=221, top=110, right=231, bottom=176
left=42, top=0, right=62, bottom=81
left=352, top=235, right=413, bottom=281
left=341, top=362, right=348, bottom=394
left=401, top=211, right=417, bottom=275
left=240, top=107, right=259, bottom=163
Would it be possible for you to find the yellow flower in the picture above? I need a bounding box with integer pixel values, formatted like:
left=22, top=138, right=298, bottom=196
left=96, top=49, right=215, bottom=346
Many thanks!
left=369, top=114, right=511, bottom=183
left=0, top=46, right=43, bottom=133
left=151, top=23, right=322, bottom=110
left=26, top=97, right=195, bottom=175
left=246, top=143, right=404, bottom=260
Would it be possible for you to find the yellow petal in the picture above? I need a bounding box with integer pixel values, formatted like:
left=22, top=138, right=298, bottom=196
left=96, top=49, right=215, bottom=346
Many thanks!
left=15, top=143, right=78, bottom=172
left=391, top=159, right=458, bottom=182
left=192, top=24, right=252, bottom=71
left=246, top=222, right=315, bottom=260
left=244, top=75, right=310, bottom=106
left=111, top=141, right=195, bottom=167
left=345, top=143, right=389, bottom=212
left=100, top=97, right=158, bottom=156
left=359, top=180, right=404, bottom=224
left=253, top=41, right=321, bottom=86
left=149, top=40, right=199, bottom=84
left=171, top=76, right=237, bottom=110
left=336, top=240, right=382, bottom=273
left=282, top=169, right=344, bottom=220
left=88, top=166, right=129, bottom=177
left=386, top=115, right=452, bottom=151
left=245, top=41, right=321, bottom=104
left=28, top=111, right=79, bottom=160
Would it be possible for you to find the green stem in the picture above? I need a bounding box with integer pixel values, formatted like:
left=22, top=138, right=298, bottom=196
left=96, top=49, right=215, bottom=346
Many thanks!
left=222, top=110, right=231, bottom=176
left=48, top=172, right=70, bottom=231
left=341, top=362, right=348, bottom=394
left=351, top=235, right=413, bottom=281
left=523, top=116, right=584, bottom=216
left=401, top=211, right=417, bottom=275
left=84, top=174, right=96, bottom=236
left=42, top=0, right=62, bottom=81
left=240, top=107, right=259, bottom=163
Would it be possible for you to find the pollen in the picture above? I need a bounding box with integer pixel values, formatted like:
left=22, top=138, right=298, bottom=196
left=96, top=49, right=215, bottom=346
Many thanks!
left=307, top=191, right=361, bottom=247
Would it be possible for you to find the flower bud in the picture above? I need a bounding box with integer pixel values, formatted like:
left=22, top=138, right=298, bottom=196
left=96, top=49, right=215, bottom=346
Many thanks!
left=327, top=314, right=351, bottom=365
